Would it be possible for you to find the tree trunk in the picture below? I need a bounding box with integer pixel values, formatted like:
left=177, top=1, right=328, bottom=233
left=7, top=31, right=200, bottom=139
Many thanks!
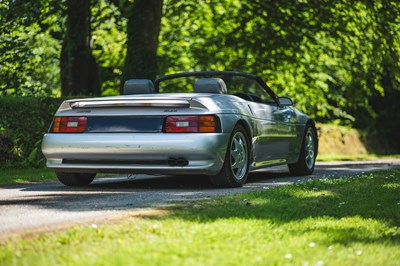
left=60, top=0, right=100, bottom=96
left=122, top=0, right=163, bottom=90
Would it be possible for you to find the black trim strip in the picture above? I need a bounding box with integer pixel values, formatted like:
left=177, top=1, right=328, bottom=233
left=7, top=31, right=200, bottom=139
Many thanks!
left=62, top=159, right=168, bottom=165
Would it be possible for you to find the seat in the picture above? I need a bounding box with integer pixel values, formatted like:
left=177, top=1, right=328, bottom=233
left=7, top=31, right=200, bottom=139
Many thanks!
left=194, top=78, right=227, bottom=94
left=123, top=79, right=155, bottom=95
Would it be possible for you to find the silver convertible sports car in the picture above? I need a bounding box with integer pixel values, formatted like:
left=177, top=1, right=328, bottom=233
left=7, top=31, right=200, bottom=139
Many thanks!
left=42, top=71, right=318, bottom=187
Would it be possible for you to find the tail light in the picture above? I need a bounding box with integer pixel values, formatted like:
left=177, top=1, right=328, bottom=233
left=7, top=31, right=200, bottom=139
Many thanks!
left=52, top=116, right=87, bottom=133
left=165, top=115, right=217, bottom=133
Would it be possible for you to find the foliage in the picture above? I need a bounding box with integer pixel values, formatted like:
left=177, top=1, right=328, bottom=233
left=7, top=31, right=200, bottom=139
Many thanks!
left=1, top=170, right=399, bottom=265
left=0, top=0, right=399, bottom=149
left=0, top=97, right=63, bottom=168
left=159, top=0, right=400, bottom=124
left=92, top=0, right=127, bottom=95
left=0, top=0, right=63, bottom=97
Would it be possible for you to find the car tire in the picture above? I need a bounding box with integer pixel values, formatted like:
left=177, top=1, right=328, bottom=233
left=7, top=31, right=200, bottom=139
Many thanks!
left=288, top=123, right=317, bottom=175
left=55, top=172, right=96, bottom=186
left=210, top=124, right=250, bottom=188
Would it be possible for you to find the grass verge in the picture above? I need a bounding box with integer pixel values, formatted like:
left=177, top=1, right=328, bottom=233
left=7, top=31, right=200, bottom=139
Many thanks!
left=0, top=168, right=55, bottom=185
left=1, top=170, right=399, bottom=265
left=317, top=154, right=400, bottom=162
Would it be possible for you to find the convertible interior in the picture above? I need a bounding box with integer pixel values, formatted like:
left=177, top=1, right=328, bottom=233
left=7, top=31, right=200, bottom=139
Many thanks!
left=123, top=77, right=267, bottom=104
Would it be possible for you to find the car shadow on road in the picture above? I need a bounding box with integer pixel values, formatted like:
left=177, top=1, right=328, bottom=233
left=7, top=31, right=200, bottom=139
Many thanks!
left=91, top=171, right=290, bottom=190
left=14, top=170, right=290, bottom=192
left=0, top=171, right=291, bottom=212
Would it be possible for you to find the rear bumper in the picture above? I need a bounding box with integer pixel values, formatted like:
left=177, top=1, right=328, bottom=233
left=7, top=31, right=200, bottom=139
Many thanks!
left=41, top=133, right=230, bottom=175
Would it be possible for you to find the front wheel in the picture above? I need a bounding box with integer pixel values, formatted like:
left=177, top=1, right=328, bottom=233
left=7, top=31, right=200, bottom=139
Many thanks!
left=55, top=172, right=96, bottom=186
left=210, top=125, right=250, bottom=188
left=288, top=124, right=318, bottom=175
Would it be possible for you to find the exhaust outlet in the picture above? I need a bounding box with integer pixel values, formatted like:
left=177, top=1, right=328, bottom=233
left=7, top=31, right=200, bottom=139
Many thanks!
left=168, top=157, right=189, bottom=166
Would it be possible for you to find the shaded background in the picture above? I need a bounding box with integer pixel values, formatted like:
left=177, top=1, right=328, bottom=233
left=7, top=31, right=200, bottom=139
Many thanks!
left=0, top=0, right=399, bottom=167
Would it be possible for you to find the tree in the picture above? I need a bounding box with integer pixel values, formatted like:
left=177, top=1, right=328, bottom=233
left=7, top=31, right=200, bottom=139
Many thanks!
left=159, top=0, right=400, bottom=125
left=60, top=0, right=100, bottom=96
left=122, top=0, right=163, bottom=86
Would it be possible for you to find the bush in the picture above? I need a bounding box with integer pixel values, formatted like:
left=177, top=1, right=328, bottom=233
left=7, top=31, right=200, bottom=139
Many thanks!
left=0, top=131, right=15, bottom=164
left=0, top=97, right=64, bottom=168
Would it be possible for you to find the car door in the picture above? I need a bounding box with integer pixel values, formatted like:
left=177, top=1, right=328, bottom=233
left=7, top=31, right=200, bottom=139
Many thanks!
left=222, top=74, right=298, bottom=167
left=248, top=101, right=298, bottom=166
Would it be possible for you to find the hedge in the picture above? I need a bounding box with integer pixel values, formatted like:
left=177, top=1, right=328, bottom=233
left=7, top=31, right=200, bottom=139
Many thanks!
left=1, top=96, right=399, bottom=170
left=0, top=97, right=64, bottom=168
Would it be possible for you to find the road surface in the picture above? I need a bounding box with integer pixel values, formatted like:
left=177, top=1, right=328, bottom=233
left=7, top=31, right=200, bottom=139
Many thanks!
left=1, top=159, right=399, bottom=238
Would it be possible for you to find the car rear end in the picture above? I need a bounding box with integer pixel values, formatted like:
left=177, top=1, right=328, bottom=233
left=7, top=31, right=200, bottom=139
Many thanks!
left=41, top=95, right=230, bottom=175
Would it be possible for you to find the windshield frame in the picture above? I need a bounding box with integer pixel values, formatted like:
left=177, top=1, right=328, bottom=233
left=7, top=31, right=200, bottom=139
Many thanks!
left=154, top=71, right=280, bottom=106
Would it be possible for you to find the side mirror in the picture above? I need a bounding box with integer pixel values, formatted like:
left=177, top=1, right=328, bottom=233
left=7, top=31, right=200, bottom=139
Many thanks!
left=278, top=97, right=294, bottom=107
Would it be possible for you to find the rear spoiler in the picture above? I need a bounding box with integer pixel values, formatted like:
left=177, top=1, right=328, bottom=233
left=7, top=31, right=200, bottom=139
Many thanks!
left=69, top=99, right=190, bottom=109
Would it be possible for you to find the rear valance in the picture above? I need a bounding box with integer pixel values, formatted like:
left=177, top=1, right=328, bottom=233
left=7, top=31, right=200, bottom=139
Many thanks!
left=69, top=99, right=190, bottom=109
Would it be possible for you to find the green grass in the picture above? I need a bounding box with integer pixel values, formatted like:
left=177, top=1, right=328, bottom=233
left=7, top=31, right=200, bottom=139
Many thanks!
left=0, top=168, right=117, bottom=186
left=317, top=153, right=400, bottom=162
left=1, top=170, right=399, bottom=265
left=0, top=168, right=55, bottom=185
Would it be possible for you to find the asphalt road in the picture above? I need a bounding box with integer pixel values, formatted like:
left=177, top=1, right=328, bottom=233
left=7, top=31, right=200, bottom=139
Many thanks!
left=1, top=159, right=400, bottom=238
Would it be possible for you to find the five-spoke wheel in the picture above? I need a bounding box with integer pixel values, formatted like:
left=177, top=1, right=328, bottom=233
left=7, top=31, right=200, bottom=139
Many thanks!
left=210, top=125, right=249, bottom=187
left=289, top=123, right=317, bottom=175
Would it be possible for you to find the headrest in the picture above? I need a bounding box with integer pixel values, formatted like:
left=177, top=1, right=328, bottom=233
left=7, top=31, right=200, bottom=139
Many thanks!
left=194, top=78, right=227, bottom=94
left=123, top=79, right=155, bottom=95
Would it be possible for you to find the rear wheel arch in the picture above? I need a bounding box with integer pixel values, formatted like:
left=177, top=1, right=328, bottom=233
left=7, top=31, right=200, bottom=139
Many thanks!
left=210, top=123, right=251, bottom=187
left=235, top=119, right=253, bottom=152
left=234, top=119, right=254, bottom=167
